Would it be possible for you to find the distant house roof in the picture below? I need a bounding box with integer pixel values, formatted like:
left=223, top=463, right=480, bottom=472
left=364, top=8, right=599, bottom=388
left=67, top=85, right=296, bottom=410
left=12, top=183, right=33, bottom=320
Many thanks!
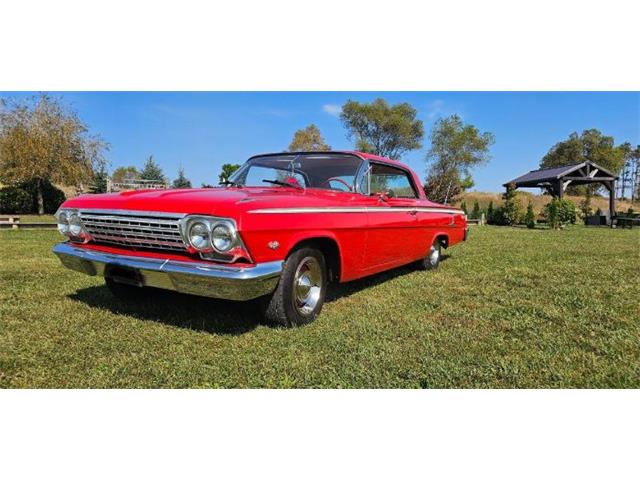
left=504, top=161, right=618, bottom=187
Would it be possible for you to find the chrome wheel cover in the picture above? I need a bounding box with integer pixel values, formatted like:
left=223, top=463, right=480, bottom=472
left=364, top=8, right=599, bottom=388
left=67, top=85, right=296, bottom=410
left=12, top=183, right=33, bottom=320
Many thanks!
left=293, top=256, right=322, bottom=315
left=429, top=245, right=440, bottom=265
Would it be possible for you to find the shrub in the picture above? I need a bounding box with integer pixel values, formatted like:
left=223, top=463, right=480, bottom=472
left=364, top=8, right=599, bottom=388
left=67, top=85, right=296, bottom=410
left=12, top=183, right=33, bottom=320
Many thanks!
left=543, top=198, right=576, bottom=229
left=460, top=201, right=468, bottom=215
left=494, top=183, right=523, bottom=226
left=0, top=187, right=32, bottom=214
left=558, top=199, right=577, bottom=224
left=524, top=201, right=536, bottom=229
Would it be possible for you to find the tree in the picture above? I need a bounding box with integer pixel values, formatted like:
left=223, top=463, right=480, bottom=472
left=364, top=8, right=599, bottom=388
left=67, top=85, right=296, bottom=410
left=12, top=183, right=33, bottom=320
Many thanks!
left=424, top=115, right=494, bottom=204
left=634, top=146, right=640, bottom=201
left=140, top=155, right=166, bottom=184
left=471, top=200, right=481, bottom=220
left=172, top=166, right=192, bottom=188
left=540, top=129, right=626, bottom=194
left=487, top=201, right=494, bottom=223
left=495, top=182, right=522, bottom=226
left=546, top=198, right=561, bottom=230
left=524, top=201, right=536, bottom=229
left=340, top=98, right=423, bottom=159
left=111, top=166, right=139, bottom=184
left=619, top=143, right=640, bottom=200
left=579, top=189, right=593, bottom=220
left=288, top=124, right=331, bottom=152
left=218, top=163, right=240, bottom=184
left=90, top=164, right=109, bottom=194
left=0, top=94, right=107, bottom=214
left=459, top=201, right=468, bottom=214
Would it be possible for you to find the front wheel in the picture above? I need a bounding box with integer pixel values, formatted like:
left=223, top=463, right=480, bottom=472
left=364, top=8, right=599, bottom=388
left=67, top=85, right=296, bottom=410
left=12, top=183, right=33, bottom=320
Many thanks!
left=105, top=277, right=145, bottom=301
left=261, top=247, right=327, bottom=327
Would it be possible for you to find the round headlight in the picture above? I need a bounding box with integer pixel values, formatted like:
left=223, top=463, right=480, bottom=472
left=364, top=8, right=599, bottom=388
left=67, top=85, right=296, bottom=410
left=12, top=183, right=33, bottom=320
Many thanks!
left=69, top=213, right=83, bottom=236
left=188, top=222, right=210, bottom=250
left=212, top=223, right=234, bottom=252
left=57, top=212, right=70, bottom=235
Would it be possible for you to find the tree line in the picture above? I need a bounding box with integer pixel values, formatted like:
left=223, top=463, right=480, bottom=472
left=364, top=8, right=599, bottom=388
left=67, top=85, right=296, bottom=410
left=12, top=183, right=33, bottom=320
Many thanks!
left=0, top=94, right=637, bottom=216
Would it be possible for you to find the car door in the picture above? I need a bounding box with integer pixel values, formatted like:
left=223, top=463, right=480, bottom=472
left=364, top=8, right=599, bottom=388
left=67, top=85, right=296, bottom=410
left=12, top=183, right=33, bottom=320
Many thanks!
left=361, top=162, right=425, bottom=270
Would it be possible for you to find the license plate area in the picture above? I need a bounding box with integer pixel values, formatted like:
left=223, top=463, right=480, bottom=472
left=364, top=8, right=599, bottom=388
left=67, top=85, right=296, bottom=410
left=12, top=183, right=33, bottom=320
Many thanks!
left=104, top=264, right=144, bottom=287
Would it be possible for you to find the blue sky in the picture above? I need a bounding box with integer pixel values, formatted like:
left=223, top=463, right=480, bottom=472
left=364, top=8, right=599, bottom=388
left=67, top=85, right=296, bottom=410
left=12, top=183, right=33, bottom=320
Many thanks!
left=1, top=92, right=638, bottom=191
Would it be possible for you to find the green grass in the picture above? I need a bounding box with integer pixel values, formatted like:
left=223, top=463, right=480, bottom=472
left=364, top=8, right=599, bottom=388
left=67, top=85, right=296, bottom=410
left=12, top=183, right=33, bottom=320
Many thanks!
left=1, top=226, right=638, bottom=388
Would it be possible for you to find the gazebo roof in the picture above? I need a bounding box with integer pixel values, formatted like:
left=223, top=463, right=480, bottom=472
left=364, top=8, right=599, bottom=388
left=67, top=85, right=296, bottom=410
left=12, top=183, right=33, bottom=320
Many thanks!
left=504, top=161, right=618, bottom=187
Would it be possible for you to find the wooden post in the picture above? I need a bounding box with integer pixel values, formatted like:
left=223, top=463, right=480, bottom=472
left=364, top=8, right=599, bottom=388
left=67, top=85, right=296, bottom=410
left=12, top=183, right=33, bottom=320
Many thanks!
left=608, top=180, right=616, bottom=227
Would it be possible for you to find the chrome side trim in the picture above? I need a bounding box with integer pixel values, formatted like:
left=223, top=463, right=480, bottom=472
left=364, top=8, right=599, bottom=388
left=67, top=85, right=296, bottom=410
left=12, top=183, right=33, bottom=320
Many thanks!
left=248, top=207, right=464, bottom=215
left=52, top=242, right=282, bottom=301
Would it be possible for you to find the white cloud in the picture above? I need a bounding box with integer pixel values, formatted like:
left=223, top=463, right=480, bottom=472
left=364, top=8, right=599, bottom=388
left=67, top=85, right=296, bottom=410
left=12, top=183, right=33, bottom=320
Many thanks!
left=426, top=99, right=445, bottom=120
left=322, top=104, right=342, bottom=116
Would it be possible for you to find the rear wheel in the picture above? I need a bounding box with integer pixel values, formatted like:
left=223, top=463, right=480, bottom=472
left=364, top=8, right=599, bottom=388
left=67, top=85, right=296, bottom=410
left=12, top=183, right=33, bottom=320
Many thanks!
left=261, top=247, right=327, bottom=327
left=417, top=238, right=442, bottom=270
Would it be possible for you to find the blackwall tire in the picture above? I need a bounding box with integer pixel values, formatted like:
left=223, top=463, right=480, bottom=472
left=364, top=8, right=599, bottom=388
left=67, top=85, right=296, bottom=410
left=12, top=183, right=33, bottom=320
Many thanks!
left=105, top=277, right=145, bottom=301
left=262, top=247, right=327, bottom=328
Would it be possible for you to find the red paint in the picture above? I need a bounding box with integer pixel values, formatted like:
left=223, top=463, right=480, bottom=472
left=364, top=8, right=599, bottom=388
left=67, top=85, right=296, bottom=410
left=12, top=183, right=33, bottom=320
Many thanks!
left=62, top=152, right=467, bottom=282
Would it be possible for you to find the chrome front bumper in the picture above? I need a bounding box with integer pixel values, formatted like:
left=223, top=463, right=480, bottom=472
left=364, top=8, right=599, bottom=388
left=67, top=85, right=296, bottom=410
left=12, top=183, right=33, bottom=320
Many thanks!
left=53, top=242, right=282, bottom=301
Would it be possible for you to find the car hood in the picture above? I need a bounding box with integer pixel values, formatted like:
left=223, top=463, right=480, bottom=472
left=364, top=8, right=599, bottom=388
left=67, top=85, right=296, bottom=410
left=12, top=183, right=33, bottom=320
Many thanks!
left=62, top=187, right=362, bottom=217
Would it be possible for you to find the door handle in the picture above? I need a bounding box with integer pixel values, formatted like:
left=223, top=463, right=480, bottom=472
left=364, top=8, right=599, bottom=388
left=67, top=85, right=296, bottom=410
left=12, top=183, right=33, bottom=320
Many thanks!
left=408, top=210, right=418, bottom=216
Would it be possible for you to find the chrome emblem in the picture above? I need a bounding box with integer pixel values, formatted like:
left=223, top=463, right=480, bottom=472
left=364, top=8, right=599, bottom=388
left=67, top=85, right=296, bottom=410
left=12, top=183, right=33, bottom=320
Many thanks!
left=268, top=240, right=280, bottom=250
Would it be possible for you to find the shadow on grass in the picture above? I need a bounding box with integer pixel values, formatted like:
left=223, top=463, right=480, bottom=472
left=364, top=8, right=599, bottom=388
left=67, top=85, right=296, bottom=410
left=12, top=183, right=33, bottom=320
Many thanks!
left=70, top=286, right=263, bottom=335
left=325, top=255, right=449, bottom=302
left=69, top=256, right=448, bottom=335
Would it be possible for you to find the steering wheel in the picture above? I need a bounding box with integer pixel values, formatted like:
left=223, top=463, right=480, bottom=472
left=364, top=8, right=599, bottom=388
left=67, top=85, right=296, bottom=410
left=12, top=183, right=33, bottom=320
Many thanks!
left=320, top=177, right=353, bottom=191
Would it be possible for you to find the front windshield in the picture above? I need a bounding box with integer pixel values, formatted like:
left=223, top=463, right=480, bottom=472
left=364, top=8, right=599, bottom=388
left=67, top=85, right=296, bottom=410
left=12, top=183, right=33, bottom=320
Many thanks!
left=229, top=153, right=363, bottom=192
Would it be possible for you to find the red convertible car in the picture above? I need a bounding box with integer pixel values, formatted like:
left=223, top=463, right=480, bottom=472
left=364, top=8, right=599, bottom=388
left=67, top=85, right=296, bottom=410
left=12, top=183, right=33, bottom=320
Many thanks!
left=54, top=151, right=467, bottom=327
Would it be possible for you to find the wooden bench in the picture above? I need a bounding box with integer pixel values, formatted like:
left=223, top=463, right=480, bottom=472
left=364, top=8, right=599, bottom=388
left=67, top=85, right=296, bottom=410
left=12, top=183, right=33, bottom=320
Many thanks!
left=0, top=216, right=20, bottom=229
left=615, top=216, right=640, bottom=229
left=467, top=213, right=486, bottom=226
left=0, top=216, right=57, bottom=229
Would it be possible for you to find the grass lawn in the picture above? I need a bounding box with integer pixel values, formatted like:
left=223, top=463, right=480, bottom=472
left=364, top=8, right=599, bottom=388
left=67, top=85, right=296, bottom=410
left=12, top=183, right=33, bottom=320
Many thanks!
left=0, top=226, right=638, bottom=388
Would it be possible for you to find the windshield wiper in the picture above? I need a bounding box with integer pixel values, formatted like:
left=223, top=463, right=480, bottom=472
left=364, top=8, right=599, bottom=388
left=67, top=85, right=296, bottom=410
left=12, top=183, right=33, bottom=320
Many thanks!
left=262, top=179, right=304, bottom=190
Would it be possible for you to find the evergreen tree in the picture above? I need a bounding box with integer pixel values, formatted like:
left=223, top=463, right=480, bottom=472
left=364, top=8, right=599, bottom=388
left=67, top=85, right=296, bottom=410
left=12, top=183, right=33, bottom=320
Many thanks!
left=140, top=155, right=166, bottom=184
left=172, top=166, right=192, bottom=188
left=579, top=190, right=593, bottom=222
left=545, top=198, right=561, bottom=229
left=460, top=201, right=468, bottom=214
left=90, top=165, right=109, bottom=193
left=524, top=201, right=536, bottom=229
left=486, top=200, right=494, bottom=223
left=501, top=183, right=522, bottom=226
left=471, top=200, right=481, bottom=219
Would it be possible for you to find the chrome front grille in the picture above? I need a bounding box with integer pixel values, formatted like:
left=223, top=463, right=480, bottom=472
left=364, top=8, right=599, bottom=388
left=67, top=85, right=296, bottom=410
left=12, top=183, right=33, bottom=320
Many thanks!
left=79, top=210, right=187, bottom=251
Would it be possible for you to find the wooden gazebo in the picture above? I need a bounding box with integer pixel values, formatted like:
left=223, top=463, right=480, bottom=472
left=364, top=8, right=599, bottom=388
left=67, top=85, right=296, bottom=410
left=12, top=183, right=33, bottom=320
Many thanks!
left=504, top=161, right=619, bottom=223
